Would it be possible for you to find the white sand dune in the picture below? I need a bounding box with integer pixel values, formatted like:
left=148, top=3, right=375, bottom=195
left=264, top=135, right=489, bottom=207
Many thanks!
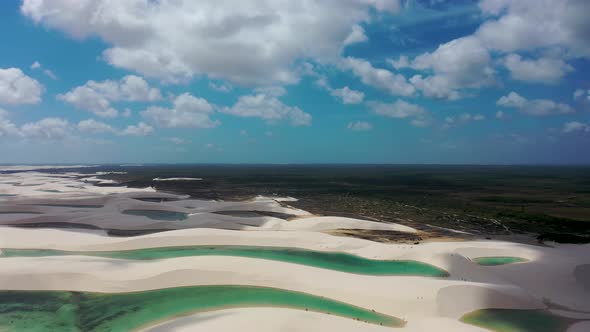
left=0, top=170, right=589, bottom=332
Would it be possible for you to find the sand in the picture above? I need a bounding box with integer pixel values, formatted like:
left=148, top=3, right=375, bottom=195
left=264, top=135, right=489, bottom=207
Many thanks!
left=0, top=170, right=589, bottom=331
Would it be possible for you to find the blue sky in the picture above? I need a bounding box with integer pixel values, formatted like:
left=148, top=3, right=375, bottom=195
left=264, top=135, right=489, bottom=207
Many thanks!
left=0, top=0, right=589, bottom=164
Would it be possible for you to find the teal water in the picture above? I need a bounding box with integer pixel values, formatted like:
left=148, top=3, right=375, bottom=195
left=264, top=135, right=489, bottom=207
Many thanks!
left=122, top=209, right=188, bottom=221
left=0, top=286, right=404, bottom=331
left=461, top=308, right=574, bottom=332
left=473, top=257, right=528, bottom=266
left=0, top=245, right=448, bottom=277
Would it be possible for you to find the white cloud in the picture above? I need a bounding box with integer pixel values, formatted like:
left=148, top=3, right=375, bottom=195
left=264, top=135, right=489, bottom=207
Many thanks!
left=315, top=76, right=364, bottom=105
left=502, top=54, right=572, bottom=84
left=142, top=93, right=219, bottom=128
left=77, top=119, right=116, bottom=134
left=120, top=122, right=153, bottom=136
left=574, top=89, right=585, bottom=99
left=496, top=110, right=507, bottom=119
left=406, top=36, right=495, bottom=99
left=573, top=89, right=590, bottom=108
left=222, top=93, right=311, bottom=126
left=0, top=68, right=43, bottom=105
left=209, top=82, right=232, bottom=93
left=370, top=100, right=425, bottom=118
left=443, top=113, right=486, bottom=129
left=368, top=100, right=430, bottom=127
left=20, top=118, right=71, bottom=140
left=254, top=86, right=287, bottom=97
left=30, top=61, right=58, bottom=80
left=331, top=86, right=365, bottom=104
left=43, top=69, right=58, bottom=80
left=0, top=109, right=19, bottom=137
left=58, top=75, right=161, bottom=118
left=387, top=55, right=410, bottom=70
left=342, top=57, right=415, bottom=97
left=497, top=92, right=575, bottom=116
left=347, top=121, right=373, bottom=131
left=22, top=0, right=400, bottom=85
left=477, top=0, right=590, bottom=57
left=562, top=121, right=590, bottom=133
left=343, top=24, right=368, bottom=47
left=57, top=85, right=117, bottom=118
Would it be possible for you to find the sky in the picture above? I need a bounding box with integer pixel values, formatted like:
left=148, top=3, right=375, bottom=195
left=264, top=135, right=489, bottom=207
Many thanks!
left=0, top=0, right=589, bottom=164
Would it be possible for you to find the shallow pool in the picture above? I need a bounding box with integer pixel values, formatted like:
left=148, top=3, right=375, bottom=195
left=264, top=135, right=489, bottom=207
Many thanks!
left=1, top=245, right=448, bottom=277
left=461, top=308, right=574, bottom=332
left=472, top=256, right=528, bottom=266
left=0, top=285, right=404, bottom=331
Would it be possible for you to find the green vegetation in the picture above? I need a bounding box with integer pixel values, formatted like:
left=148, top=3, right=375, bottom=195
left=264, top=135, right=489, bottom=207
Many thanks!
left=0, top=286, right=405, bottom=331
left=94, top=165, right=590, bottom=242
left=0, top=245, right=448, bottom=277
left=472, top=257, right=527, bottom=266
left=461, top=309, right=574, bottom=332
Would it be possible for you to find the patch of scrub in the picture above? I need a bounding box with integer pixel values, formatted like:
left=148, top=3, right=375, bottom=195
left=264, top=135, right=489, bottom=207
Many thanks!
left=122, top=209, right=188, bottom=221
left=0, top=211, right=43, bottom=215
left=461, top=308, right=575, bottom=332
left=37, top=190, right=62, bottom=193
left=0, top=194, right=16, bottom=197
left=0, top=286, right=404, bottom=331
left=472, top=257, right=528, bottom=266
left=0, top=246, right=448, bottom=277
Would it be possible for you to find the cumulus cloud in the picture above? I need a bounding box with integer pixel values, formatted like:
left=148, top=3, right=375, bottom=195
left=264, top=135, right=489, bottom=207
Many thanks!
left=562, top=121, right=590, bottom=133
left=0, top=109, right=19, bottom=137
left=317, top=77, right=364, bottom=104
left=0, top=68, right=43, bottom=105
left=443, top=113, right=486, bottom=129
left=209, top=82, right=232, bottom=93
left=573, top=89, right=590, bottom=110
left=342, top=57, right=415, bottom=97
left=142, top=93, right=219, bottom=129
left=477, top=0, right=590, bottom=57
left=502, top=54, right=573, bottom=84
left=58, top=75, right=161, bottom=118
left=77, top=118, right=154, bottom=136
left=77, top=119, right=116, bottom=134
left=343, top=24, right=368, bottom=47
left=331, top=87, right=365, bottom=104
left=406, top=36, right=495, bottom=99
left=120, top=122, right=153, bottom=136
left=20, top=118, right=71, bottom=141
left=22, top=0, right=400, bottom=85
left=347, top=121, right=373, bottom=131
left=387, top=55, right=410, bottom=70
left=222, top=93, right=311, bottom=126
left=368, top=100, right=430, bottom=127
left=497, top=92, right=575, bottom=116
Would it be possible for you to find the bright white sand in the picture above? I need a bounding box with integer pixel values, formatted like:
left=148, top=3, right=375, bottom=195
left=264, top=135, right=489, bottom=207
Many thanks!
left=0, top=170, right=589, bottom=331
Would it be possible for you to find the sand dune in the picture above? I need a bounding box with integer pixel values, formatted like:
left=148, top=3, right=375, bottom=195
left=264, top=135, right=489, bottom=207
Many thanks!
left=0, top=170, right=589, bottom=331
